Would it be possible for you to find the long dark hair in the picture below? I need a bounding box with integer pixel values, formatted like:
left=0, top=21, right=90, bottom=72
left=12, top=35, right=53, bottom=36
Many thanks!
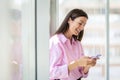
left=55, top=9, right=88, bottom=41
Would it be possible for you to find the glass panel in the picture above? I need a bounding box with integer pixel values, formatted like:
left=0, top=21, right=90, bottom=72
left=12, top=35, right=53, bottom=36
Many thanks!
left=10, top=1, right=23, bottom=80
left=110, top=0, right=120, bottom=80
left=0, top=0, right=35, bottom=80
left=58, top=0, right=106, bottom=80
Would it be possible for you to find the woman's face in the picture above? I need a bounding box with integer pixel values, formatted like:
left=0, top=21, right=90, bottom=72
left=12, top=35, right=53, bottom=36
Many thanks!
left=68, top=16, right=87, bottom=36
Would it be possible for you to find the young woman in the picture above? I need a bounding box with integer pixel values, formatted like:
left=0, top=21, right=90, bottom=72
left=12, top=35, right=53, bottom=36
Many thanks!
left=49, top=9, right=97, bottom=80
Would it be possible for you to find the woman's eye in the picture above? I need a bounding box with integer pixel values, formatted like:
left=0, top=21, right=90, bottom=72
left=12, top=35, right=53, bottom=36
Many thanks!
left=79, top=23, right=82, bottom=25
left=79, top=22, right=85, bottom=26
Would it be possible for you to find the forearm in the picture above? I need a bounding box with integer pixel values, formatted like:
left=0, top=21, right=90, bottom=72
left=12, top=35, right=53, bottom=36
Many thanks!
left=68, top=57, right=89, bottom=71
left=68, top=60, right=78, bottom=71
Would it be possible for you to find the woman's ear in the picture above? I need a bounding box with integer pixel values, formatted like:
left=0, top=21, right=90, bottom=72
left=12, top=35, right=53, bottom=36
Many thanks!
left=68, top=18, right=73, bottom=23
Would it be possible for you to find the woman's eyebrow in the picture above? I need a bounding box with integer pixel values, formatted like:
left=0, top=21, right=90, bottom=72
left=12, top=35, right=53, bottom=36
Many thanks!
left=79, top=20, right=84, bottom=22
left=79, top=20, right=86, bottom=24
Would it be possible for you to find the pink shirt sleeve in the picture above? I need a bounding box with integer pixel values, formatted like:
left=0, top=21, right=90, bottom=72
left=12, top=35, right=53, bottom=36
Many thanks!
left=79, top=67, right=88, bottom=78
left=49, top=43, right=69, bottom=79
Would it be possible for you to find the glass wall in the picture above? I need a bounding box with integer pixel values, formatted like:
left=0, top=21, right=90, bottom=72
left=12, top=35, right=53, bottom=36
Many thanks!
left=50, top=0, right=120, bottom=80
left=0, top=0, right=35, bottom=80
left=10, top=1, right=23, bottom=80
left=110, top=0, right=120, bottom=80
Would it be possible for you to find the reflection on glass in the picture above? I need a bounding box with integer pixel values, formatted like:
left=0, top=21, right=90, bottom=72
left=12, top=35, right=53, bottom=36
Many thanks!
left=0, top=0, right=35, bottom=80
left=10, top=1, right=22, bottom=80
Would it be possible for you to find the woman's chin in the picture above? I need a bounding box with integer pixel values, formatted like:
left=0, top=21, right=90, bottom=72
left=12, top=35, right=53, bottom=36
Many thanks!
left=74, top=33, right=78, bottom=36
left=73, top=31, right=79, bottom=36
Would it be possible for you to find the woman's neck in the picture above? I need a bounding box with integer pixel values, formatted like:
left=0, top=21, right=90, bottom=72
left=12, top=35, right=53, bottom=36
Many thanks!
left=64, top=31, right=72, bottom=40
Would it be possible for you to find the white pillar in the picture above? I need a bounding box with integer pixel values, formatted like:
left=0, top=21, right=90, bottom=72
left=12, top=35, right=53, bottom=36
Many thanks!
left=37, top=0, right=50, bottom=79
left=0, top=0, right=11, bottom=80
left=21, top=0, right=35, bottom=80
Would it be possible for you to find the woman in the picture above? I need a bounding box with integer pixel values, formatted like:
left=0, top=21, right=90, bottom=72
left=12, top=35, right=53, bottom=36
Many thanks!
left=49, top=9, right=96, bottom=80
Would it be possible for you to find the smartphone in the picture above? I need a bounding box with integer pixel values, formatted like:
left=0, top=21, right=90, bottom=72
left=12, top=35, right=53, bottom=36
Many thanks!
left=91, top=54, right=101, bottom=59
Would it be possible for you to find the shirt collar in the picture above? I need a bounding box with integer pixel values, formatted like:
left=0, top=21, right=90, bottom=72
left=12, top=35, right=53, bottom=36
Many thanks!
left=58, top=33, right=76, bottom=44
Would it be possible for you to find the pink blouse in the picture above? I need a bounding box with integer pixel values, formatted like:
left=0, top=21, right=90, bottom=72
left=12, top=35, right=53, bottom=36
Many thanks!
left=49, top=33, right=88, bottom=80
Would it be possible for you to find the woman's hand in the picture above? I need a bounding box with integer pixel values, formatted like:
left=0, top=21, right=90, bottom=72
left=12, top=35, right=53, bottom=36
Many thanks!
left=77, top=57, right=97, bottom=74
left=83, top=58, right=97, bottom=74
left=77, top=56, right=97, bottom=67
left=68, top=56, right=97, bottom=71
left=77, top=56, right=91, bottom=67
left=68, top=56, right=89, bottom=71
left=89, top=58, right=97, bottom=67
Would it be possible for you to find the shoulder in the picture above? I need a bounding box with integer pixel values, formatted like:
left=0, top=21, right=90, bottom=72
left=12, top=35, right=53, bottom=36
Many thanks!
left=49, top=34, right=61, bottom=48
left=50, top=34, right=60, bottom=44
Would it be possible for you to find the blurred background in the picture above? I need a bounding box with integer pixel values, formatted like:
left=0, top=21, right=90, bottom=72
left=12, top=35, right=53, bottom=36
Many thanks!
left=0, top=0, right=120, bottom=80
